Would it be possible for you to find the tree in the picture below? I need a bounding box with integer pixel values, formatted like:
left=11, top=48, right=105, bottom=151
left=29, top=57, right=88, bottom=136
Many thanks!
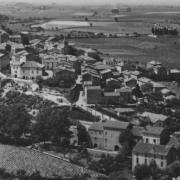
left=89, top=153, right=130, bottom=175
left=0, top=104, right=30, bottom=138
left=77, top=124, right=92, bottom=147
left=132, top=84, right=143, bottom=98
left=119, top=125, right=135, bottom=155
left=33, top=107, right=72, bottom=145
left=134, top=164, right=151, bottom=180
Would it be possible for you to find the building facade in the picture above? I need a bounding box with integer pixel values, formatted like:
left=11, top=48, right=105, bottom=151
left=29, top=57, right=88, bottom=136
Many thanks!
left=10, top=50, right=44, bottom=80
left=88, top=121, right=129, bottom=151
left=132, top=142, right=176, bottom=171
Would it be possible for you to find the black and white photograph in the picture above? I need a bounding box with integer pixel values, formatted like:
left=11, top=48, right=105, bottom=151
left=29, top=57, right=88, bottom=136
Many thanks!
left=0, top=0, right=179, bottom=179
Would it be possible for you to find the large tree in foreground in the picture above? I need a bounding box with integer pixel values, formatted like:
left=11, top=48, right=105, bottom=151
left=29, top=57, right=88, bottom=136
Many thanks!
left=0, top=104, right=30, bottom=138
left=33, top=107, right=72, bottom=145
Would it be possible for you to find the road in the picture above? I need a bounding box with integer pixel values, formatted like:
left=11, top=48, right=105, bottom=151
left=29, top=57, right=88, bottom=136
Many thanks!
left=76, top=91, right=118, bottom=122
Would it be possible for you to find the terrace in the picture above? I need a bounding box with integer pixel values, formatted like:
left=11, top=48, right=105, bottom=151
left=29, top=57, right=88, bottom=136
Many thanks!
left=0, top=144, right=103, bottom=179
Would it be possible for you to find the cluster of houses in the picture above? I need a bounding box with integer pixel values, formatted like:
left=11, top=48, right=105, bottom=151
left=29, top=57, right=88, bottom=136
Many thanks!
left=69, top=50, right=180, bottom=172
left=0, top=29, right=180, bottom=175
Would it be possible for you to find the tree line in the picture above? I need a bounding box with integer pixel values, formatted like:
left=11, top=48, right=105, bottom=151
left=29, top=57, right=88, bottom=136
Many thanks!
left=152, top=26, right=178, bottom=36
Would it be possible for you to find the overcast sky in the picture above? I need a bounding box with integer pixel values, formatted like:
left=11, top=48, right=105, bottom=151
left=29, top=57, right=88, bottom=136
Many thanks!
left=2, top=0, right=180, bottom=6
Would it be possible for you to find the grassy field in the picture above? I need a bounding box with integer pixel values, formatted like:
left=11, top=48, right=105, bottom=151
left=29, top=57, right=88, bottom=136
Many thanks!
left=71, top=36, right=180, bottom=69
left=1, top=4, right=180, bottom=69
left=2, top=4, right=180, bottom=34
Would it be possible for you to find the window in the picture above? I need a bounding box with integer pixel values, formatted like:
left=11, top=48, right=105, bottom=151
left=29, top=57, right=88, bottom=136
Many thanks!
left=136, top=157, right=139, bottom=164
left=153, top=139, right=156, bottom=144
left=105, top=138, right=107, bottom=143
left=146, top=138, right=149, bottom=143
left=105, top=132, right=108, bottom=135
left=161, top=161, right=164, bottom=167
left=32, top=70, right=34, bottom=74
left=145, top=158, right=147, bottom=164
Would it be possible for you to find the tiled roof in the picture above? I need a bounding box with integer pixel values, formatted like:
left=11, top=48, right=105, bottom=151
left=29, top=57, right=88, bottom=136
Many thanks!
left=114, top=108, right=135, bottom=114
left=89, top=122, right=104, bottom=131
left=133, top=142, right=172, bottom=156
left=125, top=77, right=137, bottom=83
left=140, top=112, right=168, bottom=123
left=89, top=121, right=129, bottom=131
left=87, top=86, right=101, bottom=90
left=138, top=77, right=151, bottom=83
left=170, top=69, right=180, bottom=73
left=100, top=69, right=112, bottom=74
left=161, top=88, right=171, bottom=95
left=106, top=78, right=118, bottom=82
left=21, top=61, right=44, bottom=69
left=143, top=126, right=164, bottom=136
left=16, top=50, right=29, bottom=56
left=103, top=121, right=129, bottom=130
left=115, top=87, right=132, bottom=93
left=168, top=137, right=180, bottom=149
left=79, top=55, right=96, bottom=62
left=148, top=60, right=162, bottom=65
left=0, top=53, right=4, bottom=57
left=94, top=64, right=113, bottom=70
left=104, top=92, right=120, bottom=97
left=55, top=66, right=75, bottom=73
left=131, top=70, right=141, bottom=76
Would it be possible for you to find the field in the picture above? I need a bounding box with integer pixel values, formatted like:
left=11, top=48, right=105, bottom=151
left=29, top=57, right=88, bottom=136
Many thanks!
left=2, top=4, right=180, bottom=34
left=1, top=3, right=180, bottom=69
left=71, top=36, right=180, bottom=69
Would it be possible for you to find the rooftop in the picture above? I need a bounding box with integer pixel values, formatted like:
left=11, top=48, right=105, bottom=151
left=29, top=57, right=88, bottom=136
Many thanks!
left=55, top=66, right=75, bottom=73
left=148, top=60, right=162, bottom=66
left=89, top=121, right=129, bottom=131
left=100, top=69, right=112, bottom=74
left=104, top=92, right=120, bottom=97
left=170, top=69, right=180, bottom=73
left=140, top=112, right=168, bottom=123
left=89, top=122, right=104, bottom=131
left=21, top=61, right=44, bottom=69
left=115, top=87, right=132, bottom=93
left=161, top=88, right=171, bottom=95
left=138, top=77, right=152, bottom=83
left=114, top=108, right=135, bottom=114
left=0, top=53, right=4, bottom=58
left=87, top=86, right=101, bottom=90
left=133, top=142, right=172, bottom=156
left=143, top=126, right=164, bottom=136
left=9, top=34, right=21, bottom=38
left=103, top=121, right=129, bottom=130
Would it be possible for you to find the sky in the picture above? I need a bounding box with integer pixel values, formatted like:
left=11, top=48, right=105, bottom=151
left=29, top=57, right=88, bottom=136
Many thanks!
left=2, top=0, right=180, bottom=6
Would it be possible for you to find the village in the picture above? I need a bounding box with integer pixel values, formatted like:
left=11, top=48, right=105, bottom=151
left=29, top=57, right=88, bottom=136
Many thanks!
left=0, top=25, right=179, bottom=180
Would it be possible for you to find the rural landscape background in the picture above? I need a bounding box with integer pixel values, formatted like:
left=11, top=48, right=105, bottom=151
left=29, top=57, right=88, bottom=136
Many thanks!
left=1, top=2, right=180, bottom=68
